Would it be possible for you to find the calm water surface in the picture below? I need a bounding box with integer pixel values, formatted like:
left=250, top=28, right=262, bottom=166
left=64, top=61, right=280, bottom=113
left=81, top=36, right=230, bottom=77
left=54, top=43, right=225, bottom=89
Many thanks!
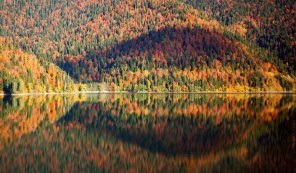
left=0, top=94, right=295, bottom=172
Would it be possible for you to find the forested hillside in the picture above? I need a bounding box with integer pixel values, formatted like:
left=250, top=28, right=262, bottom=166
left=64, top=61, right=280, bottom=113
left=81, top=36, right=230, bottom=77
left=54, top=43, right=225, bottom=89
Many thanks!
left=183, top=0, right=296, bottom=71
left=0, top=38, right=75, bottom=94
left=0, top=0, right=295, bottom=93
left=183, top=0, right=296, bottom=70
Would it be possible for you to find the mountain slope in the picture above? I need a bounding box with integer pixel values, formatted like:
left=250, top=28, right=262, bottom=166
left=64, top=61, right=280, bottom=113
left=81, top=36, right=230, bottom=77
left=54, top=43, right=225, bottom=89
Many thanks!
left=58, top=25, right=293, bottom=92
left=183, top=0, right=296, bottom=70
left=0, top=0, right=295, bottom=92
left=0, top=38, right=75, bottom=94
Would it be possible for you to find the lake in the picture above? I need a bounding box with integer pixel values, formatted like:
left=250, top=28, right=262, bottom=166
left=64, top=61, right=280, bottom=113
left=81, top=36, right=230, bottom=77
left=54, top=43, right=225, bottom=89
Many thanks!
left=0, top=94, right=295, bottom=172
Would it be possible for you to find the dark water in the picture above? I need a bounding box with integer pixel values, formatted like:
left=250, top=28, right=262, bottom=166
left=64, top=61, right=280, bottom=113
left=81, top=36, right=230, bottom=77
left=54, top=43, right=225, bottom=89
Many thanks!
left=0, top=94, right=295, bottom=172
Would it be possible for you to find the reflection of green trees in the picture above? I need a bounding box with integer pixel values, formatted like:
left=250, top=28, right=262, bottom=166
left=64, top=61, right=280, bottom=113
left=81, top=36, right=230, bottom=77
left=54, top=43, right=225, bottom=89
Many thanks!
left=57, top=94, right=295, bottom=156
left=246, top=107, right=295, bottom=173
left=248, top=97, right=264, bottom=113
left=0, top=96, right=21, bottom=117
left=0, top=94, right=295, bottom=172
left=0, top=95, right=78, bottom=148
left=0, top=95, right=71, bottom=118
left=276, top=95, right=294, bottom=108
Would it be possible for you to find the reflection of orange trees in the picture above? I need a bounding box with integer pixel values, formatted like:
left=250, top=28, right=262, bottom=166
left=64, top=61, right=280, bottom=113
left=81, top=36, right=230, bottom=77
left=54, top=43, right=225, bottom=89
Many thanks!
left=0, top=95, right=85, bottom=150
left=91, top=94, right=290, bottom=122
left=0, top=126, right=249, bottom=172
left=59, top=94, right=295, bottom=155
left=1, top=107, right=294, bottom=172
left=59, top=94, right=295, bottom=172
left=0, top=94, right=294, bottom=172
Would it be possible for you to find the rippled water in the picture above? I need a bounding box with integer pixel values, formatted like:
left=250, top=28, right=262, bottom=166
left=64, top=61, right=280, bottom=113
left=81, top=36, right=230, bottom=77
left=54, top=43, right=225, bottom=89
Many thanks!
left=0, top=94, right=295, bottom=172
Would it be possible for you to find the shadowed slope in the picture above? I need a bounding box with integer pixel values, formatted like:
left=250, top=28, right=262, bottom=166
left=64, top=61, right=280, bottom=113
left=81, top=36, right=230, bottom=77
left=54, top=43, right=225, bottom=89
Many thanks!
left=183, top=0, right=296, bottom=70
left=58, top=26, right=293, bottom=91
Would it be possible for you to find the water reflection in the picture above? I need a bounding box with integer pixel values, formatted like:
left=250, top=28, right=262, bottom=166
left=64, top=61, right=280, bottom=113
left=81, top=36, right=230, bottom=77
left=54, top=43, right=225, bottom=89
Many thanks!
left=0, top=95, right=85, bottom=150
left=0, top=94, right=295, bottom=172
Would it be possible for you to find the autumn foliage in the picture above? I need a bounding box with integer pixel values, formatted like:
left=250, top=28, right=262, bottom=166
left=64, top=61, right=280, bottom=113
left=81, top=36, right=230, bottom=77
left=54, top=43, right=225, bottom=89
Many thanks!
left=0, top=0, right=295, bottom=92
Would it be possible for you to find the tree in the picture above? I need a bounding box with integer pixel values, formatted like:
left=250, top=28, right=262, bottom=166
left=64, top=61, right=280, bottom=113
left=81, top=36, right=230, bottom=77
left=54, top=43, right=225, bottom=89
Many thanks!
left=248, top=72, right=264, bottom=88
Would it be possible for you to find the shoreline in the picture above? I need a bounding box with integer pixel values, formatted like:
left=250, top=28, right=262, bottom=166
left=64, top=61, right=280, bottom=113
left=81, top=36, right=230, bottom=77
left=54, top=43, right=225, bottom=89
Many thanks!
left=0, top=90, right=295, bottom=96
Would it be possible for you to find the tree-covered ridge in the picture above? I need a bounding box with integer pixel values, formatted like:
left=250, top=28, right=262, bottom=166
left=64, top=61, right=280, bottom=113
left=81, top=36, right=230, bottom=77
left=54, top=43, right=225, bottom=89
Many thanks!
left=0, top=0, right=295, bottom=92
left=183, top=0, right=296, bottom=70
left=0, top=39, right=77, bottom=94
left=60, top=25, right=294, bottom=92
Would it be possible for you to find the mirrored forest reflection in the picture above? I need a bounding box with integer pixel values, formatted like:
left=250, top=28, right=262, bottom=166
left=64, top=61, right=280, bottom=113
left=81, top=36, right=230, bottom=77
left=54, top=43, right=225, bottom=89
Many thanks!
left=0, top=95, right=86, bottom=150
left=0, top=94, right=295, bottom=172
